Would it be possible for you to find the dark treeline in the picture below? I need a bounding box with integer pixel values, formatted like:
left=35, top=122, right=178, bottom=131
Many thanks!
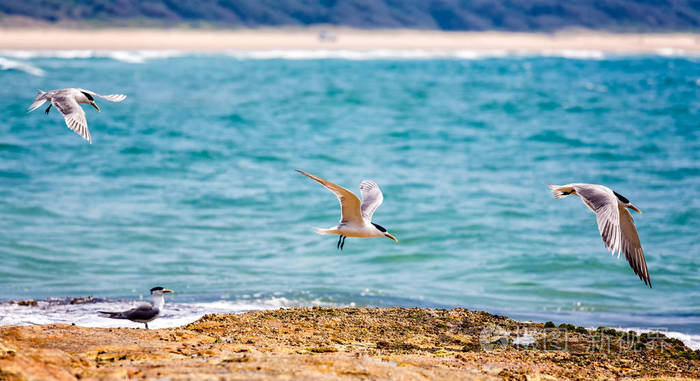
left=2, top=0, right=699, bottom=31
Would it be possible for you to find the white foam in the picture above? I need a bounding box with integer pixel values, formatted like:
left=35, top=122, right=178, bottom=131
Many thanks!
left=582, top=325, right=700, bottom=351
left=104, top=50, right=185, bottom=63
left=655, top=48, right=700, bottom=58
left=631, top=328, right=700, bottom=351
left=0, top=297, right=337, bottom=330
left=0, top=49, right=605, bottom=62
left=2, top=48, right=700, bottom=62
left=224, top=49, right=512, bottom=60
left=0, top=57, right=44, bottom=76
left=1, top=50, right=95, bottom=59
left=538, top=49, right=606, bottom=59
left=0, top=50, right=184, bottom=63
left=224, top=49, right=609, bottom=60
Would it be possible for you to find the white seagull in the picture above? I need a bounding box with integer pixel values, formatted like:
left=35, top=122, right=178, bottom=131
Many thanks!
left=297, top=170, right=398, bottom=250
left=549, top=184, right=651, bottom=287
left=98, top=287, right=173, bottom=329
left=28, top=88, right=127, bottom=143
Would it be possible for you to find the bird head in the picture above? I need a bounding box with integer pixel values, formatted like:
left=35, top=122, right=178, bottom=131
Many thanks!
left=150, top=287, right=174, bottom=296
left=613, top=190, right=642, bottom=213
left=80, top=91, right=100, bottom=112
left=372, top=223, right=398, bottom=242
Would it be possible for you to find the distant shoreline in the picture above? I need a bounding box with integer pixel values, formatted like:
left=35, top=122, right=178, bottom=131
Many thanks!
left=0, top=28, right=699, bottom=53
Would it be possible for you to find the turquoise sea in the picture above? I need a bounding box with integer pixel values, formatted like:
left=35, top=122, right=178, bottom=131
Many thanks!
left=0, top=51, right=698, bottom=346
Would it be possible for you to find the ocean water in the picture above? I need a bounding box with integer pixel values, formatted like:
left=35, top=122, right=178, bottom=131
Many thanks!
left=0, top=51, right=698, bottom=348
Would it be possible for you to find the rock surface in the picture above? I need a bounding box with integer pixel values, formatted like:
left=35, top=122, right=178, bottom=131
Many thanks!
left=0, top=307, right=698, bottom=380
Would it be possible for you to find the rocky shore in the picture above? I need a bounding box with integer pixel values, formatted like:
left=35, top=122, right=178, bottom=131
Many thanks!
left=1, top=307, right=698, bottom=380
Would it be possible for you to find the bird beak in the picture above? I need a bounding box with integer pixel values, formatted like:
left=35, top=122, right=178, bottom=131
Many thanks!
left=385, top=233, right=398, bottom=242
left=90, top=101, right=100, bottom=112
left=163, top=289, right=174, bottom=293
left=628, top=204, right=642, bottom=214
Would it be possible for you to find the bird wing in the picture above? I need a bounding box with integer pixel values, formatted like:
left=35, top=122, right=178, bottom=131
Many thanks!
left=99, top=303, right=157, bottom=320
left=51, top=94, right=91, bottom=143
left=359, top=180, right=384, bottom=221
left=27, top=90, right=47, bottom=112
left=297, top=170, right=363, bottom=224
left=574, top=184, right=622, bottom=254
left=574, top=184, right=651, bottom=287
left=618, top=204, right=651, bottom=286
left=90, top=91, right=127, bottom=102
left=123, top=304, right=159, bottom=321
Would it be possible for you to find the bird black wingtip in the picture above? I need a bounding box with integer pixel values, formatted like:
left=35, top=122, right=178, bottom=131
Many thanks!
left=295, top=169, right=309, bottom=175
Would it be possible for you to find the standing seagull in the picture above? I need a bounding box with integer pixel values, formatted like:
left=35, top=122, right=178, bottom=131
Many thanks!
left=27, top=88, right=126, bottom=143
left=297, top=170, right=398, bottom=250
left=549, top=184, right=651, bottom=287
left=98, top=287, right=173, bottom=329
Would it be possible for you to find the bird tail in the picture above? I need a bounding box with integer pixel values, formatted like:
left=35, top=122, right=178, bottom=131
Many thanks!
left=314, top=228, right=338, bottom=235
left=98, top=311, right=126, bottom=319
left=548, top=184, right=575, bottom=199
left=27, top=90, right=47, bottom=112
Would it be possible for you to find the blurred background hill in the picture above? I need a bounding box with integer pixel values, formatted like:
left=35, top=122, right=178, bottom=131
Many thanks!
left=1, top=0, right=699, bottom=31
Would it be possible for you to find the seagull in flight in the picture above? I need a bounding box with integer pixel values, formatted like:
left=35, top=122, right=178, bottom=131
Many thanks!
left=98, top=287, right=173, bottom=329
left=297, top=170, right=398, bottom=250
left=28, top=88, right=126, bottom=143
left=549, top=184, right=651, bottom=287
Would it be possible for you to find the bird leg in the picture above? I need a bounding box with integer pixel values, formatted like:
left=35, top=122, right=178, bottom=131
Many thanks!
left=44, top=104, right=51, bottom=114
left=145, top=322, right=149, bottom=329
left=337, top=235, right=344, bottom=250
left=340, top=236, right=346, bottom=250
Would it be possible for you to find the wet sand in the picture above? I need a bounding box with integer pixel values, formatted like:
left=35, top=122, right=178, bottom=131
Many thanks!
left=0, top=307, right=697, bottom=380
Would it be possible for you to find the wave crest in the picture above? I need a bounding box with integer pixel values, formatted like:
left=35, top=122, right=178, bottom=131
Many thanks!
left=2, top=48, right=699, bottom=63
left=0, top=50, right=184, bottom=63
left=0, top=57, right=44, bottom=76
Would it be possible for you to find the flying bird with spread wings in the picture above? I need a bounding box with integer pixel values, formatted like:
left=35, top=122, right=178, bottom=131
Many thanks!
left=549, top=183, right=651, bottom=287
left=297, top=170, right=398, bottom=250
left=28, top=88, right=126, bottom=143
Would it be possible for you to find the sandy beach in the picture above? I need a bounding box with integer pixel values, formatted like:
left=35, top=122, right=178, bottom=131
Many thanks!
left=0, top=307, right=698, bottom=380
left=0, top=28, right=699, bottom=53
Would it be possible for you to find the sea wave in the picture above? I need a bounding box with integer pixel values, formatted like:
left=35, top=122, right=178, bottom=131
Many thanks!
left=225, top=49, right=512, bottom=60
left=656, top=48, right=700, bottom=58
left=0, top=57, right=44, bottom=76
left=1, top=49, right=699, bottom=63
left=0, top=50, right=184, bottom=63
left=226, top=49, right=610, bottom=60
left=0, top=297, right=337, bottom=330
left=628, top=328, right=700, bottom=351
left=539, top=49, right=606, bottom=59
